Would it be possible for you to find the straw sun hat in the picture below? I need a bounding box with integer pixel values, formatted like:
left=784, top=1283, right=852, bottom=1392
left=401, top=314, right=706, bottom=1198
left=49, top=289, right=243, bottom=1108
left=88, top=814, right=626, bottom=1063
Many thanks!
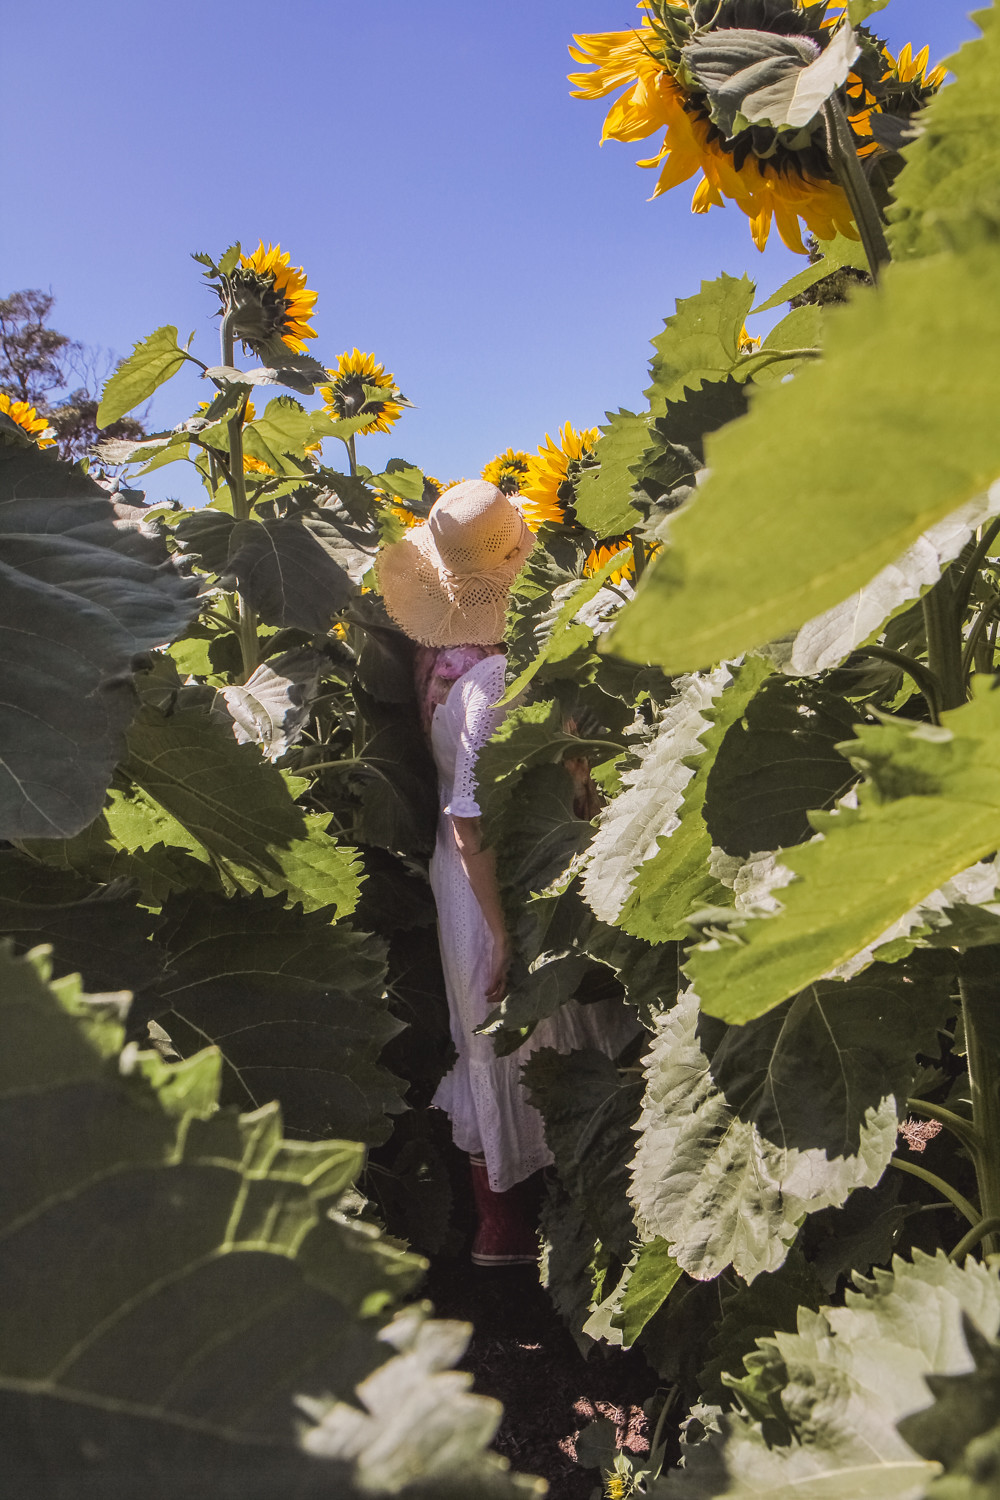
left=376, top=479, right=536, bottom=647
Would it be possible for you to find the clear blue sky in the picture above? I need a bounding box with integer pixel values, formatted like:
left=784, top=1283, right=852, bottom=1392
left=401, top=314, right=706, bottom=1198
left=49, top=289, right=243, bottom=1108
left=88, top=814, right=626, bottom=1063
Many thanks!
left=2, top=1, right=980, bottom=502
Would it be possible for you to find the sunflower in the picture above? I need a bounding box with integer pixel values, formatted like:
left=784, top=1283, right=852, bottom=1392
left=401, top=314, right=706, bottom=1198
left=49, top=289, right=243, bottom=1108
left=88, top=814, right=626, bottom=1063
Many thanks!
left=482, top=448, right=531, bottom=496
left=225, top=241, right=318, bottom=353
left=520, top=423, right=601, bottom=529
left=585, top=535, right=637, bottom=587
left=0, top=392, right=55, bottom=447
left=569, top=1, right=944, bottom=253
left=320, top=349, right=405, bottom=436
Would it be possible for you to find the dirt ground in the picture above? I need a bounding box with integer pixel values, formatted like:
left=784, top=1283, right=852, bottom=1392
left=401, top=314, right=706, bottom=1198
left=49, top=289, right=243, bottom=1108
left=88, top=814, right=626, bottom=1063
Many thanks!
left=423, top=1254, right=668, bottom=1499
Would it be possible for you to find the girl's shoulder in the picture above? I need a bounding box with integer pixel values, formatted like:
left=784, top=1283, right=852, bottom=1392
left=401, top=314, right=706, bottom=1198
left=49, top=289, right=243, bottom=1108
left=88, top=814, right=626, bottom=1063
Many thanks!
left=415, top=644, right=504, bottom=733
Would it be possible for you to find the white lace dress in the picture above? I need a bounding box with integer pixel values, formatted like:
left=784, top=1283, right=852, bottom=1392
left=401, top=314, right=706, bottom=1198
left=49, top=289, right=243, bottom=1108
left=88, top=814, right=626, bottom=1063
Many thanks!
left=429, top=653, right=635, bottom=1192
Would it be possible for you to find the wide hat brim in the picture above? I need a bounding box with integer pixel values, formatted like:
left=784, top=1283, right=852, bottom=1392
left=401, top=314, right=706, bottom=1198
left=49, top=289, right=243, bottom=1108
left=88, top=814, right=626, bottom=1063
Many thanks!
left=376, top=514, right=536, bottom=647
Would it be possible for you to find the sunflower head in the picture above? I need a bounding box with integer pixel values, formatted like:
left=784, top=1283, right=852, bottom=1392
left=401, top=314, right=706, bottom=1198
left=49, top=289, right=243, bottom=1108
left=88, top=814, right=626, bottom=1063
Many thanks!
left=585, top=535, right=636, bottom=588
left=570, top=1, right=946, bottom=253
left=481, top=448, right=531, bottom=496
left=320, top=349, right=406, bottom=436
left=520, top=422, right=601, bottom=530
left=0, top=392, right=55, bottom=448
left=216, top=241, right=318, bottom=355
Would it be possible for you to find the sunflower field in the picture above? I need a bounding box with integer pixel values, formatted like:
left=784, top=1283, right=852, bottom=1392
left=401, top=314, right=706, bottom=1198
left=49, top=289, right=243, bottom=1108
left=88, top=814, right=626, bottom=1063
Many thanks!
left=3, top=1, right=1000, bottom=1495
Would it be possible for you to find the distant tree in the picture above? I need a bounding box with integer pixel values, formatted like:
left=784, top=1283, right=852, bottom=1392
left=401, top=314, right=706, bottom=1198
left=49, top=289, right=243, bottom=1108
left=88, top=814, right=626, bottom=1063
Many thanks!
left=0, top=289, right=147, bottom=463
left=0, top=290, right=76, bottom=407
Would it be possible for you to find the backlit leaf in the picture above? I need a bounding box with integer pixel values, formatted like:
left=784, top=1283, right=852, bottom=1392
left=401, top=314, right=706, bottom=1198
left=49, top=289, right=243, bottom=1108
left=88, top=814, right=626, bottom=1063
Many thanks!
left=631, top=971, right=949, bottom=1282
left=688, top=678, right=1000, bottom=1024
left=97, top=325, right=188, bottom=426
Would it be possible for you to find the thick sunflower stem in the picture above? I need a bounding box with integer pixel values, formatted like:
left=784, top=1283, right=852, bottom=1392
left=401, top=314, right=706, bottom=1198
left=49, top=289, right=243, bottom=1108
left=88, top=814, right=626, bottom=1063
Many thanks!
left=959, top=959, right=1000, bottom=1258
left=219, top=309, right=259, bottom=680
left=922, top=572, right=966, bottom=711
left=629, top=529, right=647, bottom=582
left=347, top=434, right=358, bottom=478
left=823, top=95, right=890, bottom=283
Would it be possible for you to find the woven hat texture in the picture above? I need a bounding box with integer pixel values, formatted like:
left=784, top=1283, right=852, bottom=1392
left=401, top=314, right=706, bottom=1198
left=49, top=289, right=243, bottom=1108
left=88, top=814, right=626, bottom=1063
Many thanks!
left=376, top=480, right=536, bottom=647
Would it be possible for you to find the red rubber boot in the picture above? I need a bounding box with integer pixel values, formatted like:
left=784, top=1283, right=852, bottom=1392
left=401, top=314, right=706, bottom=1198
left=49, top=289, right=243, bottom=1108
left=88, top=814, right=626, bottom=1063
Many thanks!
left=468, top=1155, right=540, bottom=1266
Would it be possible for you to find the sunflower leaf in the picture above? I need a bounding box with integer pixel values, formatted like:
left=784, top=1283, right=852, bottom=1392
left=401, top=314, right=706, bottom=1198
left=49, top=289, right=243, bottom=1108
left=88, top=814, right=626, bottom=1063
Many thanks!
left=659, top=1253, right=1000, bottom=1500
left=688, top=678, right=1000, bottom=1024
left=0, top=444, right=198, bottom=840
left=226, top=516, right=356, bottom=632
left=151, top=892, right=403, bottom=1144
left=97, top=325, right=189, bottom=426
left=750, top=233, right=868, bottom=314
left=371, top=463, right=425, bottom=503
left=616, top=657, right=772, bottom=943
left=847, top=0, right=890, bottom=26
left=630, top=971, right=949, bottom=1282
left=890, top=9, right=1000, bottom=260
left=574, top=409, right=650, bottom=538
left=682, top=25, right=859, bottom=136
left=214, top=648, right=325, bottom=761
left=0, top=943, right=540, bottom=1497
left=703, top=675, right=861, bottom=858
left=123, top=701, right=361, bottom=916
left=498, top=549, right=631, bottom=707
left=611, top=249, right=1000, bottom=668
left=646, top=274, right=756, bottom=406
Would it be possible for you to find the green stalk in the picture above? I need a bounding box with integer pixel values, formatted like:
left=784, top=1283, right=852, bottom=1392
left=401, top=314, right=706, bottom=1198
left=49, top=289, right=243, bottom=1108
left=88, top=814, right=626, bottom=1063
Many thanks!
left=922, top=572, right=966, bottom=711
left=220, top=309, right=259, bottom=680
left=890, top=1158, right=980, bottom=1227
left=823, top=95, right=890, bottom=282
left=630, top=529, right=647, bottom=583
left=858, top=645, right=943, bottom=724
left=347, top=434, right=358, bottom=478
left=950, top=1216, right=1000, bottom=1262
left=960, top=960, right=1000, bottom=1257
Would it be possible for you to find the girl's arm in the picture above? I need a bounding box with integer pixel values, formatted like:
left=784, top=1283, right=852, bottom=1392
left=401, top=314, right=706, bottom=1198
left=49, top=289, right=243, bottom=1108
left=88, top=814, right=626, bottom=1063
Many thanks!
left=452, top=814, right=509, bottom=1004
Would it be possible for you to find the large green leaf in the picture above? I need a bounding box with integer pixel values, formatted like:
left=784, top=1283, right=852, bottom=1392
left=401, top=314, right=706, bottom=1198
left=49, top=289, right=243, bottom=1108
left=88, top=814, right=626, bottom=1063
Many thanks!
left=617, top=658, right=773, bottom=942
left=582, top=666, right=737, bottom=925
left=215, top=647, right=324, bottom=761
left=898, top=1317, right=1000, bottom=1500
left=123, top=702, right=361, bottom=916
left=152, top=893, right=403, bottom=1144
left=777, top=485, right=1000, bottom=676
left=227, top=516, right=356, bottom=632
left=703, top=676, right=861, bottom=857
left=682, top=23, right=858, bottom=136
left=97, top=325, right=188, bottom=426
left=611, top=246, right=1000, bottom=668
left=646, top=274, right=756, bottom=406
left=350, top=685, right=439, bottom=856
left=522, top=1046, right=642, bottom=1260
left=750, top=233, right=868, bottom=313
left=889, top=9, right=1000, bottom=261
left=655, top=1252, right=1000, bottom=1499
left=573, top=409, right=649, bottom=538
left=243, top=395, right=322, bottom=466
left=0, top=444, right=198, bottom=839
left=0, top=851, right=160, bottom=995
left=16, top=794, right=219, bottom=906
left=688, top=677, right=1000, bottom=1024
left=478, top=699, right=619, bottom=844
left=494, top=763, right=594, bottom=902
left=630, top=971, right=948, bottom=1282
left=498, top=548, right=631, bottom=707
left=0, top=944, right=538, bottom=1498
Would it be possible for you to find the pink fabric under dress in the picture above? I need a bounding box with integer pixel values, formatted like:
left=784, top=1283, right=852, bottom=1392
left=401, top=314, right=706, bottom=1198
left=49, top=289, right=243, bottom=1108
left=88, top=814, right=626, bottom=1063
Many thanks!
left=424, top=648, right=636, bottom=1192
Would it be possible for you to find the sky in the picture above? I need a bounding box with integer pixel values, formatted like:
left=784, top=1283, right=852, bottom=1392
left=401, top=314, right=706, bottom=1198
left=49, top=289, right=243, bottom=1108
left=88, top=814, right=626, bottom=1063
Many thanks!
left=2, top=0, right=982, bottom=504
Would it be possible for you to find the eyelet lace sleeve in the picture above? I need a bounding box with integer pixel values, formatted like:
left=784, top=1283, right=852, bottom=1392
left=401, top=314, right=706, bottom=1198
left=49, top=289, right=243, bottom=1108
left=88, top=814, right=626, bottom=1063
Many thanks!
left=443, top=655, right=508, bottom=819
